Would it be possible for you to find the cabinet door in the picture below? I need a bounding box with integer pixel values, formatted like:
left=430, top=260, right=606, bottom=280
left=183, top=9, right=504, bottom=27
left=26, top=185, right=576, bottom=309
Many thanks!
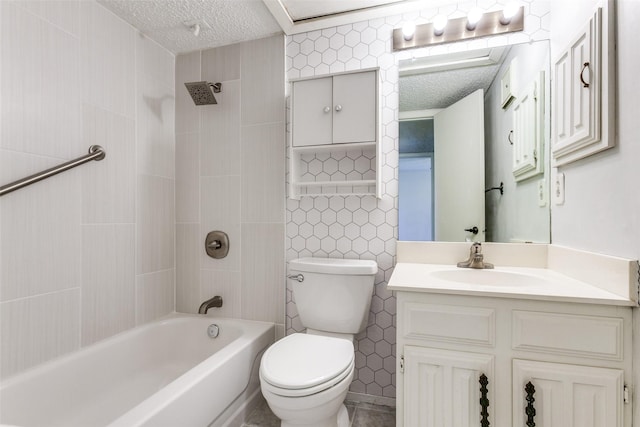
left=292, top=77, right=333, bottom=146
left=332, top=71, right=376, bottom=144
left=404, top=346, right=494, bottom=427
left=513, top=359, right=623, bottom=427
left=551, top=8, right=606, bottom=165
left=512, top=72, right=544, bottom=182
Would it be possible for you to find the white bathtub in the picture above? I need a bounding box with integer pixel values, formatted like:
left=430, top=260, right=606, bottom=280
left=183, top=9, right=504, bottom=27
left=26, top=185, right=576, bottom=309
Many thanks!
left=0, top=314, right=274, bottom=427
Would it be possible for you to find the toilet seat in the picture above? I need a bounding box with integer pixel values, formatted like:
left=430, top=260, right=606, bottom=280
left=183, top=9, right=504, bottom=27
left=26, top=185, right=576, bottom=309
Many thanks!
left=260, top=333, right=354, bottom=397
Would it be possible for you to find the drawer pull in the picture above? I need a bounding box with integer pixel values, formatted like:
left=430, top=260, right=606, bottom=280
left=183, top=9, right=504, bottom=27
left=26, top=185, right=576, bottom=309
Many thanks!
left=525, top=381, right=536, bottom=427
left=479, top=373, right=490, bottom=427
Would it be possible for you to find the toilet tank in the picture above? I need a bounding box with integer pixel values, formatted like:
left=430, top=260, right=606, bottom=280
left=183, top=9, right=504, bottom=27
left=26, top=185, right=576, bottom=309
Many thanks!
left=289, top=257, right=377, bottom=334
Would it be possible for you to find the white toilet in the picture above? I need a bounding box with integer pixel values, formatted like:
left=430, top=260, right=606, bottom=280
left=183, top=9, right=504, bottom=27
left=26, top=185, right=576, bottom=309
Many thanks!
left=259, top=257, right=377, bottom=427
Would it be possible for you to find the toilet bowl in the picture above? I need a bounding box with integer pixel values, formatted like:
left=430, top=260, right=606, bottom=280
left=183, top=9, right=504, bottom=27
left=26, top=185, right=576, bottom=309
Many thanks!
left=259, top=257, right=377, bottom=427
left=260, top=333, right=354, bottom=427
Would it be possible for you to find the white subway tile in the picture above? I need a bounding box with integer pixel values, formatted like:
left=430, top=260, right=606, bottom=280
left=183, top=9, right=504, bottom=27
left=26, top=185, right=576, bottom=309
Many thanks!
left=200, top=176, right=241, bottom=271
left=175, top=132, right=200, bottom=223
left=81, top=104, right=136, bottom=224
left=81, top=224, right=135, bottom=346
left=241, top=123, right=285, bottom=223
left=0, top=289, right=80, bottom=379
left=176, top=51, right=201, bottom=134
left=176, top=223, right=201, bottom=314
left=0, top=151, right=82, bottom=301
left=136, top=74, right=176, bottom=179
left=135, top=269, right=175, bottom=325
left=79, top=0, right=135, bottom=118
left=200, top=80, right=241, bottom=177
left=1, top=2, right=81, bottom=158
left=241, top=35, right=286, bottom=126
left=136, top=33, right=175, bottom=89
left=200, top=269, right=241, bottom=318
left=241, top=223, right=285, bottom=323
left=202, top=43, right=241, bottom=83
left=136, top=175, right=175, bottom=274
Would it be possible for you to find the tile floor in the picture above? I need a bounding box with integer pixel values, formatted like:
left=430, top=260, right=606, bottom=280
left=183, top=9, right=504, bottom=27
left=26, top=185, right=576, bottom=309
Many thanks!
left=243, top=398, right=396, bottom=427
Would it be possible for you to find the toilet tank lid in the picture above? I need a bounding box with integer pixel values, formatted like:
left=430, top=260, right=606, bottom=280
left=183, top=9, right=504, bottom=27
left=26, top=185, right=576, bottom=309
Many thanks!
left=290, top=257, right=377, bottom=275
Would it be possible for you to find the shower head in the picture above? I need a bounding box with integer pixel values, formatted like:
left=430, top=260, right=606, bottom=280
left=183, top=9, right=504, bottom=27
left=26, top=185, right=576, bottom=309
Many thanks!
left=184, top=81, right=222, bottom=105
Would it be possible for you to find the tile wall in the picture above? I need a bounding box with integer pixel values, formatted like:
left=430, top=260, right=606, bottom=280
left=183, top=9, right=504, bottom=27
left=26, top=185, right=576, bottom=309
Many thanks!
left=0, top=0, right=175, bottom=379
left=174, top=35, right=286, bottom=332
left=285, top=1, right=549, bottom=399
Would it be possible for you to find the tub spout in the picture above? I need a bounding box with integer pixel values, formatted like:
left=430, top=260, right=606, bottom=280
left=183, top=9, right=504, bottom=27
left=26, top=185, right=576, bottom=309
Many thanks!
left=199, top=296, right=223, bottom=314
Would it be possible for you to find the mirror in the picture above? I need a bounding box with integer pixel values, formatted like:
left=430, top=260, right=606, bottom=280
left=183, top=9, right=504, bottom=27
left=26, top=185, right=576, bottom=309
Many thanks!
left=398, top=40, right=551, bottom=243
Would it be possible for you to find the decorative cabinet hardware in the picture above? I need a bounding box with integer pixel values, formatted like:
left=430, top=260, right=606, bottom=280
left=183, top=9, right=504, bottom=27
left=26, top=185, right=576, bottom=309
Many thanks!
left=580, top=62, right=591, bottom=87
left=525, top=381, right=536, bottom=427
left=480, top=374, right=490, bottom=427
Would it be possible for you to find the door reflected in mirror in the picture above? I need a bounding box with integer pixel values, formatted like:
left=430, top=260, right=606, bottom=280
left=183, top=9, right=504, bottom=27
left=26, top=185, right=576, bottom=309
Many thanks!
left=398, top=40, right=551, bottom=244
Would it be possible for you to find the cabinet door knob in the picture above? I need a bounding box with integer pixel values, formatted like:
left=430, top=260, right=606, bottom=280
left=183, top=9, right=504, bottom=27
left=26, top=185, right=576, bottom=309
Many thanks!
left=323, top=106, right=331, bottom=113
left=335, top=104, right=343, bottom=112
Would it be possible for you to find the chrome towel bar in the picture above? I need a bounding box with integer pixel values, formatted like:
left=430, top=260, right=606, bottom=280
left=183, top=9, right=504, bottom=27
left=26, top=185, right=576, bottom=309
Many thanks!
left=0, top=145, right=106, bottom=197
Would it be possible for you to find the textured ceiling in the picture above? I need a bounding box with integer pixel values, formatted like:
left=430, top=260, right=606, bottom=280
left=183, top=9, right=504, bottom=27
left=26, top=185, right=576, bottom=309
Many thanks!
left=98, top=0, right=283, bottom=54
left=399, top=64, right=501, bottom=112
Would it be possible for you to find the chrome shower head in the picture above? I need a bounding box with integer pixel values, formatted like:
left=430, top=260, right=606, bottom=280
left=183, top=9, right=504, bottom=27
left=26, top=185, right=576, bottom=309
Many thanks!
left=184, top=81, right=222, bottom=105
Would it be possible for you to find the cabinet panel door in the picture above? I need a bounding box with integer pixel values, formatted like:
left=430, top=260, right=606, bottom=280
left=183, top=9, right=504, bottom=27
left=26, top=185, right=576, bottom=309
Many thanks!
left=292, top=77, right=333, bottom=146
left=404, top=346, right=494, bottom=427
left=513, top=359, right=623, bottom=427
left=332, top=71, right=376, bottom=144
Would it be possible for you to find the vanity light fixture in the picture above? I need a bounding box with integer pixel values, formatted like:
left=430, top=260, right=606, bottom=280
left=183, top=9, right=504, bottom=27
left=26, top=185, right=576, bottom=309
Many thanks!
left=466, top=7, right=483, bottom=31
left=392, top=6, right=524, bottom=51
left=433, top=15, right=448, bottom=36
left=402, top=22, right=416, bottom=41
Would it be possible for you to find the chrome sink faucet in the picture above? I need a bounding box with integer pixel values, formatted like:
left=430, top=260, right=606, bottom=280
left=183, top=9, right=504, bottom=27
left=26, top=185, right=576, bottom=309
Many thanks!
left=457, top=242, right=494, bottom=269
left=199, top=295, right=223, bottom=314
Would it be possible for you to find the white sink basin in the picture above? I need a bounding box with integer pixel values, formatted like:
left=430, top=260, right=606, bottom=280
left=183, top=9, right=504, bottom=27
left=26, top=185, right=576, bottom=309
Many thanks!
left=430, top=269, right=548, bottom=287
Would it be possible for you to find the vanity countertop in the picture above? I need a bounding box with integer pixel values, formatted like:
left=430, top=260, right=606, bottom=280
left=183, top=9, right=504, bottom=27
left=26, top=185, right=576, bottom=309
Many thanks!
left=388, top=262, right=637, bottom=306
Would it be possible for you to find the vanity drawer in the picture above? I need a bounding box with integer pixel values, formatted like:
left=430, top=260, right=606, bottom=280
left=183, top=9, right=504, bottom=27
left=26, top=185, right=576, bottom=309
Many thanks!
left=402, top=302, right=495, bottom=347
left=512, top=310, right=624, bottom=360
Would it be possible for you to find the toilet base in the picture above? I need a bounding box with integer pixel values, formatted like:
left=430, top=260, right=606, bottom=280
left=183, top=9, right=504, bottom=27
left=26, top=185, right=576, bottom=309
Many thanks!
left=279, top=404, right=349, bottom=427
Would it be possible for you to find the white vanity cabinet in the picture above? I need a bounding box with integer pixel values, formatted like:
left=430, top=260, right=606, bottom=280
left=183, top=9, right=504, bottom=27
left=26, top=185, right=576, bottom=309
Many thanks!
left=396, top=292, right=632, bottom=427
left=551, top=4, right=615, bottom=166
left=288, top=69, right=381, bottom=198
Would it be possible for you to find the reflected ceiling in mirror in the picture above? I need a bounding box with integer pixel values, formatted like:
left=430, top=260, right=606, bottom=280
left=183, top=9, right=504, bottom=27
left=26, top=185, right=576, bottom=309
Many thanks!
left=398, top=40, right=551, bottom=244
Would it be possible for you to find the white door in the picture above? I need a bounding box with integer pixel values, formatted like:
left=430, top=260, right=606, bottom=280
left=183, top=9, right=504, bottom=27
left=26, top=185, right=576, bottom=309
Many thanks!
left=512, top=359, right=623, bottom=427
left=433, top=89, right=485, bottom=241
left=404, top=346, right=494, bottom=427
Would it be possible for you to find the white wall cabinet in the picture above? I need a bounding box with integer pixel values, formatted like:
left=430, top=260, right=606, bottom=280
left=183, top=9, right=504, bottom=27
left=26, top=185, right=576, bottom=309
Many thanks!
left=551, top=5, right=615, bottom=166
left=512, top=71, right=544, bottom=182
left=289, top=69, right=381, bottom=198
left=396, top=293, right=632, bottom=427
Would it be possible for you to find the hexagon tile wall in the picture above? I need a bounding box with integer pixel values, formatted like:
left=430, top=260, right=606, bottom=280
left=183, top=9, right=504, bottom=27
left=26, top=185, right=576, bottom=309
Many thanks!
left=285, top=1, right=549, bottom=399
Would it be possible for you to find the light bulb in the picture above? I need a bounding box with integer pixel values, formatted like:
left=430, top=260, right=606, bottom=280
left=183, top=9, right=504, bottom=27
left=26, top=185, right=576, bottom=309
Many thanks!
left=433, top=15, right=448, bottom=36
left=466, top=7, right=483, bottom=31
left=500, top=2, right=520, bottom=25
left=402, top=22, right=416, bottom=41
